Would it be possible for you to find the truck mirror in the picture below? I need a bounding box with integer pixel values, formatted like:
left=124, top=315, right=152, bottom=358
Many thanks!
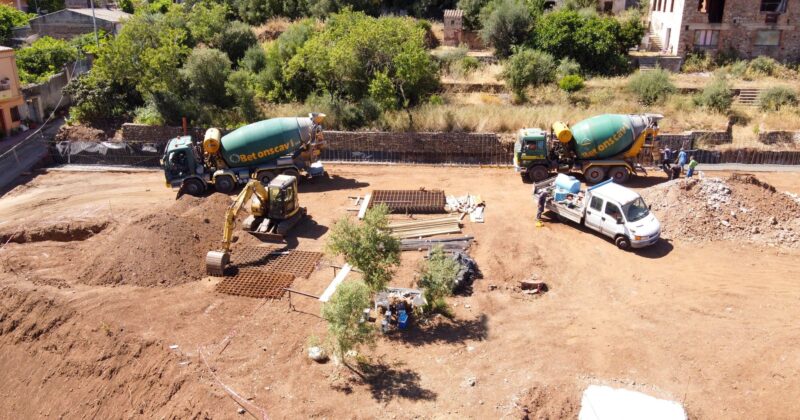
left=616, top=217, right=623, bottom=224
left=648, top=204, right=652, bottom=210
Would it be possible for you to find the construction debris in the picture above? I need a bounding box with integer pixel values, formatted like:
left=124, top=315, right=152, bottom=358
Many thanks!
left=449, top=251, right=481, bottom=292
left=386, top=217, right=461, bottom=239
left=400, top=236, right=474, bottom=251
left=446, top=195, right=486, bottom=223
left=641, top=174, right=800, bottom=247
left=519, top=280, right=548, bottom=295
left=371, top=189, right=447, bottom=214
left=308, top=346, right=328, bottom=363
left=374, top=287, right=426, bottom=333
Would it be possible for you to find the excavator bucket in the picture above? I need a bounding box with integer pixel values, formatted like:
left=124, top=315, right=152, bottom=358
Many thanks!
left=206, top=250, right=230, bottom=276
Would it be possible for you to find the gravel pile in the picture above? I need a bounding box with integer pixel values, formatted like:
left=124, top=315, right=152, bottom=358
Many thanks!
left=641, top=174, right=800, bottom=247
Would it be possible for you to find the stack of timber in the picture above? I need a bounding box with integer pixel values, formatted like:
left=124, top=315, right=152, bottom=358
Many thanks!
left=387, top=217, right=461, bottom=239
left=400, top=236, right=473, bottom=251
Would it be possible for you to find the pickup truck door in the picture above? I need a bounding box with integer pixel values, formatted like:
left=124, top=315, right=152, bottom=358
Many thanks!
left=601, top=202, right=625, bottom=238
left=584, top=195, right=605, bottom=231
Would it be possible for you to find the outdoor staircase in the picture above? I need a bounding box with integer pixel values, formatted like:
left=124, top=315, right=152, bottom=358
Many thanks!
left=647, top=30, right=663, bottom=53
left=736, top=88, right=762, bottom=106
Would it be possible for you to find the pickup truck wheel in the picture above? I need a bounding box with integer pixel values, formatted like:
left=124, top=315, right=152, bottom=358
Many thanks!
left=182, top=178, right=206, bottom=196
left=583, top=166, right=607, bottom=184
left=527, top=166, right=550, bottom=182
left=615, top=235, right=631, bottom=250
left=608, top=166, right=630, bottom=183
left=257, top=171, right=276, bottom=186
left=214, top=175, right=235, bottom=194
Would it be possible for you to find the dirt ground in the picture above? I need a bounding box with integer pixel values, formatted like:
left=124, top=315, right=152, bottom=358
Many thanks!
left=1, top=165, right=799, bottom=419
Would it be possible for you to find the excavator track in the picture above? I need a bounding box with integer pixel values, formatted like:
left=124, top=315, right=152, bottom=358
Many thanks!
left=206, top=251, right=230, bottom=276
left=277, top=208, right=307, bottom=236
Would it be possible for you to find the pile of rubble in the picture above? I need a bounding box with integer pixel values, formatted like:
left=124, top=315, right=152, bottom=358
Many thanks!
left=641, top=174, right=800, bottom=247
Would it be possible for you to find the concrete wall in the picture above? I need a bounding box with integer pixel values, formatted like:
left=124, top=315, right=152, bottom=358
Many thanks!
left=649, top=0, right=687, bottom=54
left=19, top=10, right=118, bottom=40
left=21, top=72, right=70, bottom=123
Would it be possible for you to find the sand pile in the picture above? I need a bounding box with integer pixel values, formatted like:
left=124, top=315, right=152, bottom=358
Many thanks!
left=641, top=174, right=800, bottom=247
left=78, top=194, right=234, bottom=286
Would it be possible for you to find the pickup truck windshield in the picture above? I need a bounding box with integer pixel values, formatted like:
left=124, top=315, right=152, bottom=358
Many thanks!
left=624, top=198, right=650, bottom=222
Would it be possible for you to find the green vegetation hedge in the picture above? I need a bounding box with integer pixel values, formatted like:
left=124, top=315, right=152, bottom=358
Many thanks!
left=558, top=75, right=584, bottom=93
left=627, top=68, right=675, bottom=106
left=758, top=86, right=798, bottom=112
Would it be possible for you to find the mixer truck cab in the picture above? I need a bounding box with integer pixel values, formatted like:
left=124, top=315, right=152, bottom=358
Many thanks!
left=537, top=177, right=661, bottom=250
left=162, top=114, right=326, bottom=196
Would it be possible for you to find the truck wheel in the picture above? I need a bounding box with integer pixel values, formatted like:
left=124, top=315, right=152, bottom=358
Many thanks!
left=583, top=166, right=607, bottom=184
left=257, top=171, right=275, bottom=186
left=527, top=166, right=550, bottom=182
left=182, top=178, right=206, bottom=196
left=608, top=167, right=630, bottom=183
left=282, top=168, right=301, bottom=180
left=615, top=235, right=631, bottom=250
left=214, top=175, right=235, bottom=194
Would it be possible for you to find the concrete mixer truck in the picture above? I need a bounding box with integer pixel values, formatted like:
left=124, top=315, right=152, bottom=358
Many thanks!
left=514, top=114, right=663, bottom=184
left=162, top=114, right=326, bottom=195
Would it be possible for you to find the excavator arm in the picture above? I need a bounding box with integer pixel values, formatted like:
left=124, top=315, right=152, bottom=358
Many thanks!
left=206, top=180, right=269, bottom=276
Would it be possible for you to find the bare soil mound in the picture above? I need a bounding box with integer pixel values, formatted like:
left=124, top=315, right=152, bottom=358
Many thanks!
left=0, top=220, right=108, bottom=244
left=0, top=286, right=219, bottom=418
left=641, top=174, right=800, bottom=246
left=78, top=194, right=233, bottom=286
left=516, top=382, right=581, bottom=419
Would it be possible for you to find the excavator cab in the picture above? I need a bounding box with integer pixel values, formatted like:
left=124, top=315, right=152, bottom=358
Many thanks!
left=267, top=175, right=299, bottom=220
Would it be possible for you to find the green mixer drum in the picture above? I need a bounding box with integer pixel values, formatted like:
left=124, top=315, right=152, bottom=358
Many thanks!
left=570, top=114, right=635, bottom=160
left=220, top=117, right=310, bottom=168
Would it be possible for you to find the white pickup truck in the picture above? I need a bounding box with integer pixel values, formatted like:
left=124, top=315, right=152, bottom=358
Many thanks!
left=535, top=178, right=661, bottom=250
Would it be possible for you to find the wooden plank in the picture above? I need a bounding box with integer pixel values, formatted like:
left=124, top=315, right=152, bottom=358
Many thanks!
left=319, top=263, right=352, bottom=302
left=357, top=193, right=372, bottom=220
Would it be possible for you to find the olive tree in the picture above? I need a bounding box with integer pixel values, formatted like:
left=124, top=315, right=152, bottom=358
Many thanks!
left=417, top=246, right=460, bottom=314
left=321, top=280, right=374, bottom=366
left=327, top=203, right=400, bottom=293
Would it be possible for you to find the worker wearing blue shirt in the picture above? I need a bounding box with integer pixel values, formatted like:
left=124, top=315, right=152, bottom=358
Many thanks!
left=677, top=147, right=688, bottom=169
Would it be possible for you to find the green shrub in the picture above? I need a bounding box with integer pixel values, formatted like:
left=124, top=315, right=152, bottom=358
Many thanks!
left=458, top=56, right=481, bottom=76
left=133, top=102, right=166, bottom=125
left=693, top=75, right=733, bottom=113
left=186, top=1, right=228, bottom=46
left=534, top=9, right=641, bottom=75
left=0, top=4, right=32, bottom=44
left=727, top=60, right=748, bottom=78
left=418, top=246, right=460, bottom=315
left=479, top=0, right=534, bottom=58
left=558, top=74, right=584, bottom=92
left=62, top=75, right=136, bottom=123
left=118, top=0, right=134, bottom=13
left=219, top=21, right=257, bottom=64
left=181, top=47, right=232, bottom=107
left=326, top=204, right=400, bottom=292
left=682, top=51, right=714, bottom=73
left=321, top=280, right=375, bottom=364
left=16, top=36, right=80, bottom=85
left=758, top=86, right=798, bottom=111
left=226, top=69, right=260, bottom=122
left=555, top=57, right=581, bottom=79
left=627, top=68, right=675, bottom=105
left=428, top=94, right=444, bottom=105
left=746, top=56, right=777, bottom=78
left=501, top=48, right=557, bottom=101
left=239, top=45, right=266, bottom=72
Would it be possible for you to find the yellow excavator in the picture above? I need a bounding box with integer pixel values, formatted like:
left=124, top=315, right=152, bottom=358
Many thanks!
left=205, top=174, right=306, bottom=276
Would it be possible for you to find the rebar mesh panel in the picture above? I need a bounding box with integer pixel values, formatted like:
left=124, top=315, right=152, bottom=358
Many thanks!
left=371, top=190, right=446, bottom=213
left=231, top=246, right=323, bottom=278
left=216, top=269, right=294, bottom=299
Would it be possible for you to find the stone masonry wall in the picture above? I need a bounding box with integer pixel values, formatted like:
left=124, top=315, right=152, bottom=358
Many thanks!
left=677, top=0, right=800, bottom=61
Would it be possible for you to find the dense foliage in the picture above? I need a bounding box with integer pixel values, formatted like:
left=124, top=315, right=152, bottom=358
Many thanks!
left=479, top=0, right=534, bottom=58
left=533, top=9, right=643, bottom=75
left=627, top=68, right=675, bottom=106
left=501, top=48, right=556, bottom=101
left=321, top=280, right=375, bottom=363
left=327, top=204, right=400, bottom=293
left=693, top=74, right=733, bottom=113
left=758, top=86, right=798, bottom=112
left=0, top=5, right=32, bottom=45
left=16, top=36, right=79, bottom=85
left=417, top=246, right=460, bottom=314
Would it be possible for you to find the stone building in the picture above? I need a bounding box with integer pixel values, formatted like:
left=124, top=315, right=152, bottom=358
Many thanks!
left=649, top=0, right=800, bottom=60
left=442, top=9, right=463, bottom=47
left=0, top=47, right=25, bottom=136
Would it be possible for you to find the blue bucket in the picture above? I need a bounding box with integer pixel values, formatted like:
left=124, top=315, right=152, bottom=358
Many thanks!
left=397, top=310, right=409, bottom=329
